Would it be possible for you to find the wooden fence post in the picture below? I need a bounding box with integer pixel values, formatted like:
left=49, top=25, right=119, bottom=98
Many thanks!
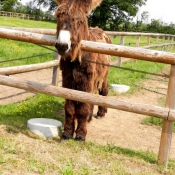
left=52, top=51, right=60, bottom=86
left=133, top=36, right=140, bottom=63
left=118, top=36, right=124, bottom=66
left=147, top=36, right=150, bottom=46
left=155, top=36, right=159, bottom=50
left=166, top=36, right=170, bottom=52
left=161, top=36, right=165, bottom=51
left=170, top=37, right=174, bottom=52
left=158, top=64, right=175, bottom=167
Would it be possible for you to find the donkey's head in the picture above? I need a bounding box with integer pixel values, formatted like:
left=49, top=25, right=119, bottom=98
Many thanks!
left=54, top=0, right=102, bottom=61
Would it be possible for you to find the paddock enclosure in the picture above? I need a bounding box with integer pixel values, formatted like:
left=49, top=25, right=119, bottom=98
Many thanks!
left=1, top=27, right=175, bottom=166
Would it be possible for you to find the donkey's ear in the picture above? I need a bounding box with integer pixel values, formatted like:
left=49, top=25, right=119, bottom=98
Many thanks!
left=91, top=0, right=103, bottom=10
left=85, top=0, right=102, bottom=15
left=54, top=0, right=63, bottom=5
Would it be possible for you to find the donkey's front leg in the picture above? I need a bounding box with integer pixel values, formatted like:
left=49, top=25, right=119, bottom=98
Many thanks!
left=75, top=103, right=90, bottom=141
left=62, top=100, right=76, bottom=140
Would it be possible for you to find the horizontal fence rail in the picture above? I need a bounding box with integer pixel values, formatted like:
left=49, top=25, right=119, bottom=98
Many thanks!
left=0, top=28, right=175, bottom=64
left=0, top=60, right=60, bottom=75
left=105, top=31, right=175, bottom=37
left=0, top=11, right=35, bottom=20
left=0, top=26, right=56, bottom=35
left=1, top=27, right=175, bottom=38
left=0, top=74, right=175, bottom=121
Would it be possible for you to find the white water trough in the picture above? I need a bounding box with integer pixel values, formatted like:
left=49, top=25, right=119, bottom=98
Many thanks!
left=111, top=84, right=130, bottom=93
left=27, top=118, right=62, bottom=138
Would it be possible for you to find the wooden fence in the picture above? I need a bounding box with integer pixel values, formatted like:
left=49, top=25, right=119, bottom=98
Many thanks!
left=0, top=27, right=175, bottom=166
left=1, top=27, right=175, bottom=66
left=0, top=11, right=32, bottom=20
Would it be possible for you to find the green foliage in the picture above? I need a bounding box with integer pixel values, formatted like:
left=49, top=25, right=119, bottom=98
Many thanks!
left=34, top=0, right=57, bottom=11
left=0, top=0, right=19, bottom=12
left=88, top=0, right=147, bottom=30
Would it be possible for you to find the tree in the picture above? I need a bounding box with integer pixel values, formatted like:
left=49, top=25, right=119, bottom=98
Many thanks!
left=33, top=0, right=57, bottom=11
left=0, top=0, right=20, bottom=12
left=89, top=0, right=147, bottom=30
left=33, top=0, right=147, bottom=30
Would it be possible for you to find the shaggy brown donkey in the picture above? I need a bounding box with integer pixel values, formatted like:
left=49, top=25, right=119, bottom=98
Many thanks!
left=54, top=0, right=111, bottom=141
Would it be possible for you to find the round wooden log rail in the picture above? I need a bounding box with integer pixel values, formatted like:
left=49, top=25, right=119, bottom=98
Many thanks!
left=0, top=26, right=56, bottom=35
left=0, top=28, right=56, bottom=46
left=0, top=74, right=175, bottom=121
left=1, top=27, right=175, bottom=38
left=105, top=31, right=175, bottom=37
left=0, top=60, right=60, bottom=75
left=81, top=40, right=175, bottom=64
left=1, top=28, right=175, bottom=64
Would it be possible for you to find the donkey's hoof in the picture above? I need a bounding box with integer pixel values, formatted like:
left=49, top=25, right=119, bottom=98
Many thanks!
left=75, top=136, right=85, bottom=141
left=61, top=133, right=73, bottom=140
left=94, top=115, right=103, bottom=119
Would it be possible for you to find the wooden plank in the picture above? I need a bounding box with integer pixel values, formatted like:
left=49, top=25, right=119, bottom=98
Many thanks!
left=142, top=43, right=175, bottom=49
left=158, top=65, right=175, bottom=166
left=118, top=36, right=124, bottom=66
left=105, top=31, right=175, bottom=37
left=52, top=52, right=61, bottom=86
left=170, top=37, right=174, bottom=52
left=0, top=60, right=60, bottom=75
left=166, top=36, right=170, bottom=52
left=0, top=27, right=56, bottom=35
left=2, top=27, right=175, bottom=39
left=161, top=36, right=165, bottom=51
left=155, top=36, right=159, bottom=50
left=147, top=36, right=150, bottom=46
left=0, top=28, right=56, bottom=46
left=134, top=36, right=140, bottom=63
left=81, top=40, right=175, bottom=64
left=1, top=75, right=175, bottom=121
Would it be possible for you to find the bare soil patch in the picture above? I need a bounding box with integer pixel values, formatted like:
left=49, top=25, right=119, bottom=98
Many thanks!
left=1, top=68, right=175, bottom=159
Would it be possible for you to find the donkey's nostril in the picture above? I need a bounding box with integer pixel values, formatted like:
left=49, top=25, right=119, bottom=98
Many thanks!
left=55, top=42, right=69, bottom=55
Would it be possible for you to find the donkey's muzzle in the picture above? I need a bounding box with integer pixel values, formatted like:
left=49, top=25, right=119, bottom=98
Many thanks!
left=55, top=42, right=69, bottom=55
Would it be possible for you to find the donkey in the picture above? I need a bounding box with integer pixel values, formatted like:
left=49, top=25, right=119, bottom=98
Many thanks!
left=54, top=0, right=111, bottom=141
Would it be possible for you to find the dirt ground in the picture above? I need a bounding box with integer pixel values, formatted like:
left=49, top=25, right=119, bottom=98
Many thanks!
left=0, top=68, right=175, bottom=159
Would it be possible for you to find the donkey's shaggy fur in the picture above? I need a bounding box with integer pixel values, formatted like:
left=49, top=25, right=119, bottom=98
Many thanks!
left=55, top=0, right=111, bottom=141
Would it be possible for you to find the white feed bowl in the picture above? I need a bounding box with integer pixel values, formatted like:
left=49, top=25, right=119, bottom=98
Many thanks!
left=27, top=118, right=62, bottom=138
left=111, top=84, right=130, bottom=93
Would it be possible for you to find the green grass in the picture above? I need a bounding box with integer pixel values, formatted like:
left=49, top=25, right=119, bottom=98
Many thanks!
left=0, top=130, right=175, bottom=174
left=0, top=39, right=54, bottom=67
left=108, top=60, right=166, bottom=93
left=0, top=17, right=56, bottom=67
left=111, top=35, right=174, bottom=52
left=0, top=94, right=64, bottom=132
left=142, top=96, right=175, bottom=132
left=0, top=16, right=56, bottom=28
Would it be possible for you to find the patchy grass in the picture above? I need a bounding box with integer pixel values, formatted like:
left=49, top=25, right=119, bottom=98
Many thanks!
left=142, top=96, right=175, bottom=132
left=0, top=94, right=64, bottom=132
left=108, top=60, right=167, bottom=94
left=0, top=129, right=175, bottom=175
left=0, top=93, right=175, bottom=174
